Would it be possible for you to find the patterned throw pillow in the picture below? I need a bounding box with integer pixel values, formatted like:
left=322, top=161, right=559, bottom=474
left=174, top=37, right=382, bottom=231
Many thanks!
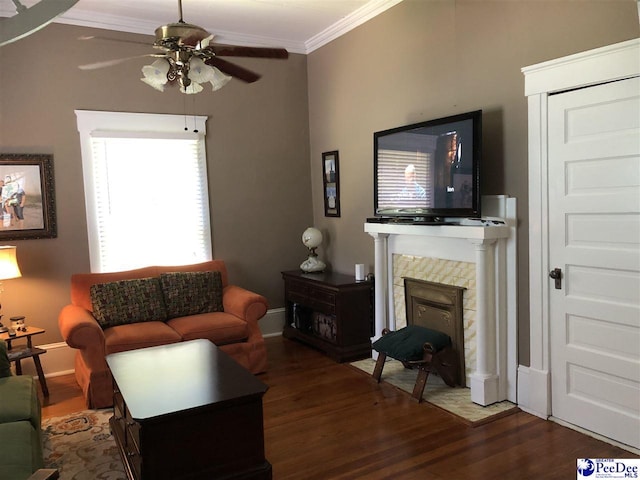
left=90, top=277, right=168, bottom=329
left=160, top=271, right=224, bottom=319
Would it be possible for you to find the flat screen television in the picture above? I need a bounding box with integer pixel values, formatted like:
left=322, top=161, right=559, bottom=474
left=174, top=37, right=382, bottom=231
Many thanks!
left=371, top=110, right=482, bottom=223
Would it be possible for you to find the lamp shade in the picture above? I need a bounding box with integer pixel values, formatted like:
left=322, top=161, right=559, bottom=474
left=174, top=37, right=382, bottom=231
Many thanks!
left=0, top=246, right=21, bottom=280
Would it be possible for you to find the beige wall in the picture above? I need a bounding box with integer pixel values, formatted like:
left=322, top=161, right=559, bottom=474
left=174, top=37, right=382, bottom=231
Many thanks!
left=0, top=24, right=312, bottom=344
left=306, top=0, right=639, bottom=365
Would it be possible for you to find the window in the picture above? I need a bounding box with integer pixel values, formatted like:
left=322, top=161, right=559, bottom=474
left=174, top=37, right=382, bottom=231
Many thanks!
left=76, top=111, right=212, bottom=273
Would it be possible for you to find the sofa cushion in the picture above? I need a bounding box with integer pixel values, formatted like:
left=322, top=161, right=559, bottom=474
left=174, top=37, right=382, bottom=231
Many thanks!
left=167, top=312, right=248, bottom=345
left=90, top=277, right=167, bottom=329
left=104, top=321, right=182, bottom=355
left=0, top=420, right=44, bottom=479
left=160, top=271, right=224, bottom=319
left=0, top=376, right=41, bottom=429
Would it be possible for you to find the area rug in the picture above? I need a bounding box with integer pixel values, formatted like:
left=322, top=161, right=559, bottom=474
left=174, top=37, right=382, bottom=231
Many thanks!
left=350, top=358, right=519, bottom=426
left=42, top=409, right=126, bottom=480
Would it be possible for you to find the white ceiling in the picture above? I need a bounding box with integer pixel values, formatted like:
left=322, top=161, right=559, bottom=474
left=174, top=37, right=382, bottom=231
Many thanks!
left=0, top=0, right=403, bottom=54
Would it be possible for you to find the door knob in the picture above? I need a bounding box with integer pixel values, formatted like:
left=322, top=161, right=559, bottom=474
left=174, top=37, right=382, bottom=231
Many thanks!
left=549, top=268, right=562, bottom=289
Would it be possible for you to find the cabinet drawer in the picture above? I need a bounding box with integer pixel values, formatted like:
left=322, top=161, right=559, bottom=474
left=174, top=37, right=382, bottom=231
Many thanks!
left=309, top=299, right=335, bottom=315
left=286, top=279, right=310, bottom=297
left=124, top=410, right=141, bottom=455
left=288, top=290, right=309, bottom=305
left=125, top=425, right=141, bottom=454
left=113, top=391, right=125, bottom=420
left=309, top=287, right=335, bottom=306
left=128, top=445, right=142, bottom=480
left=114, top=395, right=123, bottom=412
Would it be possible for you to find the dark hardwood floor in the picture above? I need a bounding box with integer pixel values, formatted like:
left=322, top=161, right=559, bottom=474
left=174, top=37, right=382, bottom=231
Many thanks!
left=41, top=336, right=637, bottom=479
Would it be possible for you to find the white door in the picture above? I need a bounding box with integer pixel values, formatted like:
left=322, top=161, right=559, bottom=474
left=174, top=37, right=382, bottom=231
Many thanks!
left=548, top=76, right=640, bottom=449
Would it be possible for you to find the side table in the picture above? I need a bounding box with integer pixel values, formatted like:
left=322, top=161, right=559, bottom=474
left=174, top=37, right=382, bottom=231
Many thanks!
left=0, top=326, right=49, bottom=397
left=282, top=270, right=374, bottom=362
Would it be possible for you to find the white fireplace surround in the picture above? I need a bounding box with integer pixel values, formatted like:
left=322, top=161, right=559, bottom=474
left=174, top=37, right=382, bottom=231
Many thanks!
left=365, top=195, right=518, bottom=406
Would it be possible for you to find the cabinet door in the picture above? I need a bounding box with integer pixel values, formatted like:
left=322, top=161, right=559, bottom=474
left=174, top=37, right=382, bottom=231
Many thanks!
left=310, top=310, right=338, bottom=343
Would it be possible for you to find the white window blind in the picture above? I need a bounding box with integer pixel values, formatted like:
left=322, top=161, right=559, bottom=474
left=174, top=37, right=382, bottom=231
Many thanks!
left=76, top=111, right=212, bottom=273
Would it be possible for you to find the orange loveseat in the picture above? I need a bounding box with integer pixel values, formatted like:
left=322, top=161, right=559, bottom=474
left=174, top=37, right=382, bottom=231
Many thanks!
left=58, top=260, right=268, bottom=408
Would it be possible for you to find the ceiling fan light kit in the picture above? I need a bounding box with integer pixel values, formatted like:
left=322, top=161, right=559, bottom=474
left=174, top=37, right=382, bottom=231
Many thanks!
left=140, top=55, right=231, bottom=94
left=140, top=59, right=170, bottom=92
left=189, top=58, right=232, bottom=92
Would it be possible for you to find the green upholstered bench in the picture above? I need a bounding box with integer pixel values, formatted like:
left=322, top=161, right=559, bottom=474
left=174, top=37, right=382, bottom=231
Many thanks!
left=0, top=340, right=58, bottom=480
left=372, top=325, right=459, bottom=402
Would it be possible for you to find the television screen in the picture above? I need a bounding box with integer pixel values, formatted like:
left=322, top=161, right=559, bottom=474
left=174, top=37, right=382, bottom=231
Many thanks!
left=373, top=110, right=481, bottom=221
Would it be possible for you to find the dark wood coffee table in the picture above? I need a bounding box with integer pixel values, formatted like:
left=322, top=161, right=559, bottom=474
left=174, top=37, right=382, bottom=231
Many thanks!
left=106, top=339, right=271, bottom=480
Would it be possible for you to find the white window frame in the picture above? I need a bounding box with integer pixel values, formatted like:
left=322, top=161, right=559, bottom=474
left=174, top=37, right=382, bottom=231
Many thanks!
left=75, top=110, right=212, bottom=272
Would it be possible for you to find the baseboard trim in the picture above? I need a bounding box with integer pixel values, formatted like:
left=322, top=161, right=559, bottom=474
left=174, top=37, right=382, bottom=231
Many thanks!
left=550, top=417, right=640, bottom=455
left=516, top=364, right=550, bottom=418
left=263, top=332, right=283, bottom=339
left=14, top=341, right=76, bottom=379
left=260, top=307, right=285, bottom=337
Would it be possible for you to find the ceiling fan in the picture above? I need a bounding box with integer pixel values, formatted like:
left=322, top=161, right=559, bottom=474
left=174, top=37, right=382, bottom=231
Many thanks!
left=1, top=0, right=79, bottom=47
left=79, top=0, right=289, bottom=94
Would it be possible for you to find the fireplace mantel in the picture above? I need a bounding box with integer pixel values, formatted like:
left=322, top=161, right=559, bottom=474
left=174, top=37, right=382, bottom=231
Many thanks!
left=364, top=196, right=517, bottom=406
left=363, top=222, right=509, bottom=241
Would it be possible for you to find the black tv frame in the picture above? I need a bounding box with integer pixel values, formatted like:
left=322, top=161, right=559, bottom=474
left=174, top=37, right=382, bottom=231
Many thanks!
left=372, top=110, right=482, bottom=224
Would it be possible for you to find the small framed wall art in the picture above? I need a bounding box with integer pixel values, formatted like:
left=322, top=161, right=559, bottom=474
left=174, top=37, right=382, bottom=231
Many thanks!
left=322, top=150, right=340, bottom=217
left=0, top=153, right=57, bottom=240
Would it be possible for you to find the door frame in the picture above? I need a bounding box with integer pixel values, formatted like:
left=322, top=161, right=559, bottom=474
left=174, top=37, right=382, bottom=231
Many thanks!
left=519, top=39, right=640, bottom=419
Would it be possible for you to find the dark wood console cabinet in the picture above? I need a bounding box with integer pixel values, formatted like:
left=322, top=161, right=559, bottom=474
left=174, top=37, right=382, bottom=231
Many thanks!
left=282, top=270, right=373, bottom=362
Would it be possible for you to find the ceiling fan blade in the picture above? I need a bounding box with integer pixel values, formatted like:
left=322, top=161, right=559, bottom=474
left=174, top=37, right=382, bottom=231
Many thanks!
left=78, top=35, right=152, bottom=48
left=205, top=45, right=288, bottom=59
left=0, top=0, right=80, bottom=47
left=205, top=57, right=261, bottom=83
left=79, top=54, right=164, bottom=71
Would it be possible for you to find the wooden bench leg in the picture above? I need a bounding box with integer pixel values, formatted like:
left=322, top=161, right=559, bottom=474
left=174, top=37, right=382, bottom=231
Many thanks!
left=412, top=365, right=429, bottom=403
left=372, top=352, right=386, bottom=383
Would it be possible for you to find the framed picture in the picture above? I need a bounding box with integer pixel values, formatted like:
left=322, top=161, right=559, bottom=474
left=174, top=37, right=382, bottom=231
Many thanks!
left=0, top=154, right=57, bottom=240
left=322, top=150, right=340, bottom=217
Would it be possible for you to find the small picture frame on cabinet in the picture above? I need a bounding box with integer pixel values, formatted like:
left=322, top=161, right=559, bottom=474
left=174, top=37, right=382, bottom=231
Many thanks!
left=322, top=150, right=340, bottom=217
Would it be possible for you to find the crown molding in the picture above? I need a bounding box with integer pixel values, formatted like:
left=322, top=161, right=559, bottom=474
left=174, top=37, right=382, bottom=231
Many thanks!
left=2, top=0, right=403, bottom=55
left=304, top=0, right=403, bottom=53
left=54, top=10, right=158, bottom=38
